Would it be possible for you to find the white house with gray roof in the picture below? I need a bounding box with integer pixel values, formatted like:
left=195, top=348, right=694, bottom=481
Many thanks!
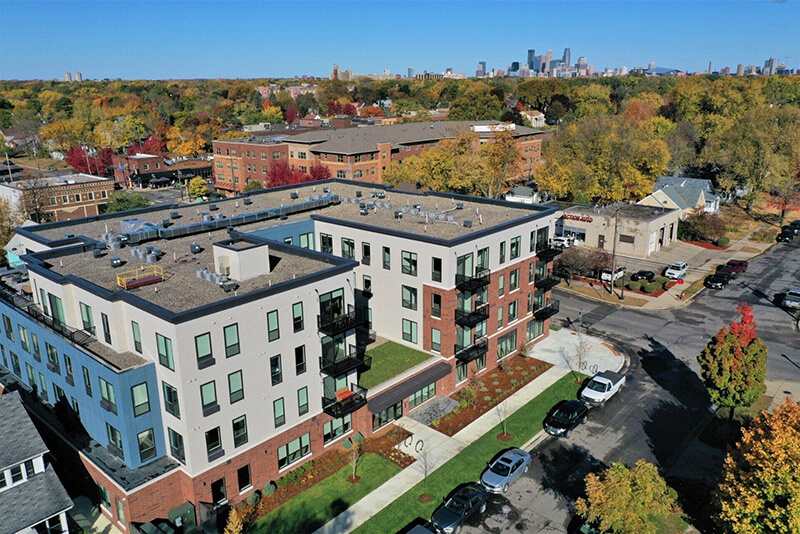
left=638, top=174, right=720, bottom=219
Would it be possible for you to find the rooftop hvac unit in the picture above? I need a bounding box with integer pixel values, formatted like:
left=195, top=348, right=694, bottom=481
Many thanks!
left=162, top=219, right=170, bottom=227
left=377, top=191, right=386, bottom=199
left=109, top=241, right=122, bottom=251
left=463, top=219, right=473, bottom=228
left=375, top=201, right=384, bottom=209
left=171, top=210, right=181, bottom=219
left=130, top=247, right=140, bottom=257
left=367, top=202, right=375, bottom=209
left=190, top=243, right=202, bottom=254
left=221, top=280, right=237, bottom=293
left=290, top=191, right=299, bottom=199
left=110, top=257, right=123, bottom=268
left=456, top=202, right=464, bottom=210
left=385, top=202, right=392, bottom=209
left=146, top=245, right=154, bottom=253
left=196, top=268, right=207, bottom=279
left=101, top=232, right=112, bottom=242
left=359, top=202, right=366, bottom=209
left=360, top=208, right=368, bottom=216
left=410, top=208, right=419, bottom=215
left=152, top=248, right=162, bottom=257
left=203, top=213, right=212, bottom=222
left=355, top=190, right=362, bottom=197
left=136, top=249, right=147, bottom=260
left=209, top=203, right=219, bottom=211
left=323, top=186, right=330, bottom=193
left=119, top=235, right=129, bottom=244
left=413, top=204, right=421, bottom=210
left=394, top=211, right=403, bottom=219
left=204, top=270, right=215, bottom=282
left=447, top=215, right=455, bottom=222
left=146, top=252, right=158, bottom=264
left=243, top=197, right=252, bottom=205
left=401, top=205, right=409, bottom=213
left=92, top=248, right=103, bottom=259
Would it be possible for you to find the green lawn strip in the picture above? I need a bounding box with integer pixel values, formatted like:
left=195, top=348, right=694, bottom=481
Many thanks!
left=353, top=373, right=583, bottom=534
left=360, top=341, right=433, bottom=390
left=252, top=453, right=401, bottom=534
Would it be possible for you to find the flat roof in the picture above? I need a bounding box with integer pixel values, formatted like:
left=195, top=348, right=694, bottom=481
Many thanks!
left=564, top=203, right=677, bottom=222
left=1, top=173, right=112, bottom=190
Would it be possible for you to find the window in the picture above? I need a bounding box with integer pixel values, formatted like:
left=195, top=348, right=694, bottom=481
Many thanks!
left=353, top=170, right=363, bottom=179
left=10, top=464, right=23, bottom=483
left=475, top=353, right=486, bottom=371
left=267, top=311, right=280, bottom=342
left=38, top=372, right=48, bottom=400
left=432, top=257, right=442, bottom=282
left=402, top=286, right=417, bottom=310
left=498, top=307, right=504, bottom=328
left=300, top=232, right=314, bottom=249
left=163, top=382, right=180, bottom=418
left=205, top=427, right=222, bottom=458
left=292, top=303, right=304, bottom=332
left=373, top=402, right=402, bottom=431
left=320, top=233, right=333, bottom=254
left=233, top=416, right=248, bottom=448
left=456, top=360, right=468, bottom=383
left=138, top=429, right=156, bottom=462
left=499, top=274, right=505, bottom=297
left=229, top=371, right=244, bottom=403
left=101, top=313, right=111, bottom=344
left=323, top=414, right=352, bottom=444
left=237, top=465, right=251, bottom=491
left=116, top=500, right=126, bottom=525
left=499, top=242, right=506, bottom=264
left=527, top=319, right=544, bottom=341
left=432, top=294, right=442, bottom=318
left=30, top=333, right=39, bottom=358
left=283, top=237, right=293, bottom=245
left=25, top=363, right=35, bottom=388
left=336, top=170, right=346, bottom=178
left=157, top=334, right=174, bottom=370
left=80, top=303, right=94, bottom=333
left=201, top=381, right=218, bottom=415
left=107, top=423, right=124, bottom=459
left=46, top=343, right=60, bottom=373
left=498, top=330, right=517, bottom=359
left=168, top=428, right=185, bottom=463
left=509, top=301, right=518, bottom=322
left=53, top=383, right=67, bottom=403
left=619, top=234, right=635, bottom=244
left=529, top=262, right=535, bottom=283
left=363, top=275, right=372, bottom=293
left=224, top=324, right=239, bottom=357
left=10, top=352, right=20, bottom=376
left=401, top=251, right=417, bottom=276
left=510, top=236, right=521, bottom=259
left=477, top=247, right=490, bottom=271
left=131, top=383, right=150, bottom=416
left=341, top=238, right=355, bottom=260
left=431, top=328, right=441, bottom=352
left=362, top=242, right=371, bottom=263
left=1, top=315, right=12, bottom=341
left=382, top=247, right=391, bottom=269
left=98, top=484, right=111, bottom=509
left=337, top=155, right=344, bottom=163
left=18, top=325, right=29, bottom=352
left=83, top=367, right=92, bottom=396
left=195, top=333, right=213, bottom=367
left=273, top=398, right=285, bottom=427
left=408, top=383, right=436, bottom=410
left=510, top=269, right=519, bottom=291
left=278, top=433, right=311, bottom=469
left=24, top=459, right=34, bottom=478
left=402, top=319, right=418, bottom=343
left=270, top=355, right=282, bottom=385
left=131, top=322, right=142, bottom=353
left=298, top=387, right=309, bottom=415
left=99, top=378, right=117, bottom=413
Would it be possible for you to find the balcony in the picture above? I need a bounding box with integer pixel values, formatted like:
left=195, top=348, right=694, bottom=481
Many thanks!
left=322, top=384, right=368, bottom=418
left=454, top=302, right=490, bottom=328
left=534, top=272, right=561, bottom=292
left=533, top=299, right=560, bottom=320
left=455, top=268, right=491, bottom=292
left=535, top=243, right=563, bottom=263
left=320, top=345, right=371, bottom=376
left=454, top=337, right=489, bottom=363
left=317, top=306, right=362, bottom=336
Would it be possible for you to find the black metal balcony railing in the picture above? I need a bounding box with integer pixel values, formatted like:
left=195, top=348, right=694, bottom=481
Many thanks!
left=533, top=299, right=560, bottom=320
left=453, top=336, right=489, bottom=363
left=322, top=384, right=368, bottom=418
left=454, top=302, right=490, bottom=327
left=534, top=271, right=561, bottom=292
left=317, top=306, right=362, bottom=336
left=535, top=242, right=563, bottom=263
left=320, top=345, right=371, bottom=376
left=455, top=268, right=491, bottom=292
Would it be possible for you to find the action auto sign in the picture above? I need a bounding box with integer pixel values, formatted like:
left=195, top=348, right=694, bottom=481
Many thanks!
left=563, top=213, right=593, bottom=223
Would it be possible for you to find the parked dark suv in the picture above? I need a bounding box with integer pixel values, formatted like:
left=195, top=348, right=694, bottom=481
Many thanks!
left=544, top=400, right=589, bottom=438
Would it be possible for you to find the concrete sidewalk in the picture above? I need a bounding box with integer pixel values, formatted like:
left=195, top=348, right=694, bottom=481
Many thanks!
left=313, top=329, right=622, bottom=534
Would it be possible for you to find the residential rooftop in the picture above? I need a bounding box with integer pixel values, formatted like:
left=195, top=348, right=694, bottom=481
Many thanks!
left=0, top=390, right=49, bottom=469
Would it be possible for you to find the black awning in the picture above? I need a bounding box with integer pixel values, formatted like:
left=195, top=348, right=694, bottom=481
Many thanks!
left=367, top=361, right=452, bottom=413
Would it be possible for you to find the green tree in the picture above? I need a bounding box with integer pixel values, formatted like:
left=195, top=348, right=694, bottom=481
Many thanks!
left=517, top=78, right=569, bottom=113
left=479, top=127, right=522, bottom=198
left=104, top=192, right=151, bottom=213
left=188, top=176, right=210, bottom=199
left=697, top=303, right=767, bottom=423
left=570, top=84, right=614, bottom=118
left=715, top=398, right=800, bottom=534
left=242, top=180, right=263, bottom=192
left=448, top=85, right=505, bottom=121
left=575, top=460, right=681, bottom=534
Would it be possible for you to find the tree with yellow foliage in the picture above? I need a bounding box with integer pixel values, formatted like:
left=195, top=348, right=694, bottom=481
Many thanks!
left=39, top=119, right=95, bottom=153
left=222, top=507, right=243, bottom=534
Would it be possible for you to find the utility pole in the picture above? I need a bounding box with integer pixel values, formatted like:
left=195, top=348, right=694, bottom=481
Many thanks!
left=609, top=205, right=621, bottom=299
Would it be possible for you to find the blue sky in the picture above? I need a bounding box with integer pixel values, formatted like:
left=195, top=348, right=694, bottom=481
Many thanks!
left=1, top=1, right=798, bottom=80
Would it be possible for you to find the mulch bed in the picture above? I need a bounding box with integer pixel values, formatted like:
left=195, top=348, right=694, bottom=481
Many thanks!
left=497, top=432, right=513, bottom=441
left=569, top=275, right=679, bottom=298
left=681, top=239, right=731, bottom=251
left=430, top=355, right=552, bottom=437
left=363, top=425, right=416, bottom=468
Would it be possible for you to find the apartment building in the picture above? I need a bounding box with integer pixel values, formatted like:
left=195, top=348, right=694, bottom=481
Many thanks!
left=113, top=154, right=166, bottom=187
left=0, top=174, right=114, bottom=223
left=0, top=179, right=560, bottom=533
left=211, top=121, right=546, bottom=194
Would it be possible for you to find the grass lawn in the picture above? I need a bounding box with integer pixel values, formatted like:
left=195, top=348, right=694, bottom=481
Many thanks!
left=699, top=394, right=773, bottom=450
left=251, top=452, right=400, bottom=534
left=352, top=373, right=584, bottom=534
left=13, top=154, right=71, bottom=171
left=359, top=341, right=433, bottom=390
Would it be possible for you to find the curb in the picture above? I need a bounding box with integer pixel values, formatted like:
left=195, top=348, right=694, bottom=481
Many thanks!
left=523, top=429, right=549, bottom=452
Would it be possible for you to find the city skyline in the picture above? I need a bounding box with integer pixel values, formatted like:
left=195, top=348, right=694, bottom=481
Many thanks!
left=1, top=0, right=798, bottom=80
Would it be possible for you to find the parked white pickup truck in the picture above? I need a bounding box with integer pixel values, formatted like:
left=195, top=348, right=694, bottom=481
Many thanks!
left=580, top=371, right=626, bottom=407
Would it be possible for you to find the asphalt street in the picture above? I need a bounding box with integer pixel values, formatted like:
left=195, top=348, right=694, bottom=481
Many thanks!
left=458, top=237, right=800, bottom=533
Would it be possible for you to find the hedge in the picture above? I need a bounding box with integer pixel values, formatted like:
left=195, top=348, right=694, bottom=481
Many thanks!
left=716, top=237, right=730, bottom=247
left=614, top=278, right=624, bottom=288
left=654, top=276, right=670, bottom=285
left=644, top=281, right=662, bottom=293
left=627, top=281, right=642, bottom=291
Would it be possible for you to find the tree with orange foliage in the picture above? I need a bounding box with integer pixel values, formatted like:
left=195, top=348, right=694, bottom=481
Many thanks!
left=360, top=106, right=384, bottom=118
left=716, top=398, right=800, bottom=534
left=697, top=303, right=767, bottom=423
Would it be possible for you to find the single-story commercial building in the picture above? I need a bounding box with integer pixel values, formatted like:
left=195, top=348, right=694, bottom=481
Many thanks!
left=557, top=203, right=681, bottom=258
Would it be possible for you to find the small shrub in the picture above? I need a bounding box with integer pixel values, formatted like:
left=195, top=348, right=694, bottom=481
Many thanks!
left=484, top=395, right=492, bottom=401
left=627, top=281, right=642, bottom=291
left=644, top=281, right=662, bottom=293
left=247, top=491, right=262, bottom=506
left=654, top=276, right=670, bottom=285
left=614, top=278, right=624, bottom=288
left=263, top=481, right=277, bottom=495
left=460, top=385, right=477, bottom=404
left=751, top=228, right=777, bottom=243
left=716, top=236, right=730, bottom=247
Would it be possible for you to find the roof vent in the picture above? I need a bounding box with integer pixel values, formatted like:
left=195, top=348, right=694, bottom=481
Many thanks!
left=323, top=186, right=330, bottom=193
left=93, top=248, right=103, bottom=259
left=355, top=190, right=362, bottom=197
left=171, top=210, right=181, bottom=219
left=413, top=204, right=421, bottom=209
left=110, top=257, right=123, bottom=268
left=394, top=210, right=403, bottom=219
left=243, top=197, right=253, bottom=205
left=360, top=208, right=369, bottom=216
left=377, top=191, right=386, bottom=199
left=359, top=201, right=366, bottom=209
left=456, top=202, right=464, bottom=210
left=209, top=203, right=219, bottom=211
left=463, top=219, right=473, bottom=228
left=162, top=218, right=170, bottom=227
left=290, top=191, right=299, bottom=199
left=191, top=243, right=202, bottom=254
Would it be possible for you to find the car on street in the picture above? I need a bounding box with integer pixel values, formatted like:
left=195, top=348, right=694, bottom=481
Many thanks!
left=600, top=267, right=626, bottom=282
left=430, top=483, right=488, bottom=533
left=630, top=270, right=655, bottom=282
left=716, top=259, right=747, bottom=278
left=790, top=220, right=800, bottom=229
left=782, top=289, right=800, bottom=310
left=782, top=225, right=800, bottom=236
left=552, top=236, right=575, bottom=249
left=580, top=371, right=626, bottom=407
left=544, top=399, right=589, bottom=438
left=480, top=448, right=531, bottom=493
left=664, top=261, right=688, bottom=279
left=777, top=230, right=795, bottom=242
left=705, top=273, right=732, bottom=290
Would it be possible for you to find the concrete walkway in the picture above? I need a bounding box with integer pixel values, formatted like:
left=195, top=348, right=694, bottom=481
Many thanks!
left=313, top=329, right=623, bottom=534
left=69, top=496, right=123, bottom=534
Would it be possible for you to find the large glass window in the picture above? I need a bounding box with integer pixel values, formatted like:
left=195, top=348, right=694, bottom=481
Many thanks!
left=233, top=415, right=248, bottom=448
left=131, top=383, right=150, bottom=416
left=402, top=286, right=417, bottom=310
left=267, top=310, right=280, bottom=341
left=229, top=371, right=244, bottom=403
left=80, top=303, right=94, bottom=333
left=10, top=352, right=20, bottom=376
left=432, top=294, right=442, bottom=318
left=498, top=307, right=504, bottom=328
left=46, top=343, right=60, bottom=373
left=237, top=465, right=251, bottom=491
left=299, top=232, right=314, bottom=250
left=82, top=367, right=92, bottom=396
left=432, top=257, right=442, bottom=282
left=341, top=238, right=355, bottom=260
left=195, top=333, right=212, bottom=365
left=297, top=387, right=308, bottom=415
left=362, top=242, right=371, bottom=263
left=499, top=274, right=505, bottom=297
left=273, top=398, right=285, bottom=427
left=431, top=328, right=441, bottom=352
left=277, top=433, right=310, bottom=469
left=373, top=402, right=402, bottom=431
left=131, top=322, right=142, bottom=353
left=408, top=383, right=436, bottom=410
left=292, top=302, right=304, bottom=332
left=163, top=382, right=180, bottom=418
left=527, top=319, right=544, bottom=341
left=157, top=334, right=174, bottom=370
left=270, top=355, right=282, bottom=385
left=323, top=414, right=352, bottom=444
left=402, top=319, right=418, bottom=343
left=99, top=378, right=117, bottom=413
left=320, top=233, right=333, bottom=254
left=224, top=324, right=239, bottom=357
left=477, top=248, right=490, bottom=271
left=499, top=242, right=506, bottom=264
left=456, top=360, right=468, bottom=383
left=137, top=429, right=156, bottom=462
left=509, top=300, right=518, bottom=322
left=510, top=236, right=521, bottom=259
left=498, top=330, right=517, bottom=360
left=475, top=353, right=486, bottom=371
left=18, top=325, right=29, bottom=352
left=168, top=428, right=185, bottom=463
left=401, top=251, right=417, bottom=276
left=101, top=313, right=111, bottom=344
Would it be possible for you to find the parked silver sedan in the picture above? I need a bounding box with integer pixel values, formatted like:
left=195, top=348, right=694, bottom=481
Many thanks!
left=480, top=448, right=531, bottom=493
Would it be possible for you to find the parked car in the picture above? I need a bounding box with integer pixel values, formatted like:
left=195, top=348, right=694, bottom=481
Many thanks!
left=782, top=225, right=800, bottom=236
left=570, top=518, right=605, bottom=534
left=630, top=270, right=655, bottom=282
left=705, top=273, right=732, bottom=290
left=716, top=260, right=747, bottom=278
left=777, top=230, right=795, bottom=242
left=544, top=400, right=589, bottom=438
left=480, top=448, right=531, bottom=493
left=600, top=267, right=626, bottom=282
left=580, top=371, right=626, bottom=407
left=783, top=289, right=800, bottom=310
left=664, top=261, right=688, bottom=279
left=552, top=236, right=575, bottom=249
left=789, top=220, right=800, bottom=229
left=430, top=483, right=488, bottom=533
